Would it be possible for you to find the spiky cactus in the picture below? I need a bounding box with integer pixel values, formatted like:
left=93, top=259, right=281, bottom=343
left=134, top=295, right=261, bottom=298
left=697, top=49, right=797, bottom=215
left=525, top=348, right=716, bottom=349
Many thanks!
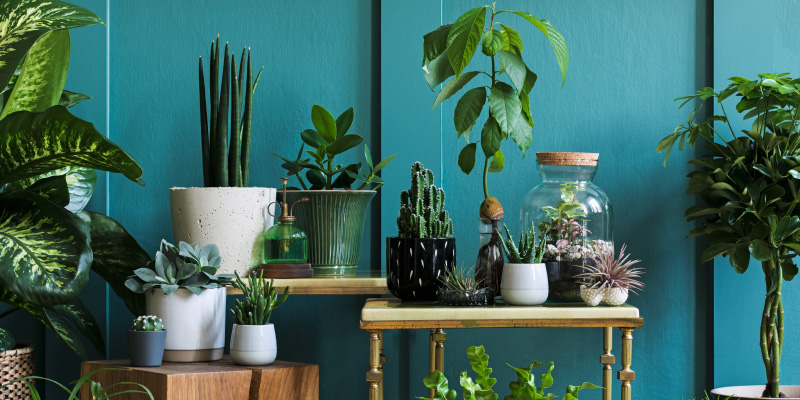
left=497, top=223, right=546, bottom=264
left=133, top=315, right=163, bottom=331
left=230, top=271, right=289, bottom=325
left=397, top=162, right=454, bottom=238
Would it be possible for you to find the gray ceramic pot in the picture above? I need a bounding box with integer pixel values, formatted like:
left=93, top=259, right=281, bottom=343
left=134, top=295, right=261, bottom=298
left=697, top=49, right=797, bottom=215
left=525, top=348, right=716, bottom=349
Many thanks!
left=127, top=330, right=167, bottom=367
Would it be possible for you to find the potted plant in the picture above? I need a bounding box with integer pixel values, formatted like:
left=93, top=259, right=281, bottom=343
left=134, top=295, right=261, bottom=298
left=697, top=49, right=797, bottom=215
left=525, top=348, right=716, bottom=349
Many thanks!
left=125, top=240, right=230, bottom=362
left=437, top=265, right=494, bottom=306
left=127, top=316, right=167, bottom=367
left=658, top=73, right=800, bottom=399
left=387, top=162, right=455, bottom=301
left=170, top=36, right=274, bottom=275
left=2, top=368, right=154, bottom=400
left=497, top=223, right=548, bottom=305
left=275, top=104, right=395, bottom=275
left=575, top=244, right=644, bottom=307
left=229, top=271, right=289, bottom=365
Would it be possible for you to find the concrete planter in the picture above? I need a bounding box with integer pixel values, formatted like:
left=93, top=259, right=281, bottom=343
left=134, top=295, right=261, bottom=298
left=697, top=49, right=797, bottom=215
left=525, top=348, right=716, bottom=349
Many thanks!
left=711, top=385, right=800, bottom=399
left=169, top=187, right=276, bottom=274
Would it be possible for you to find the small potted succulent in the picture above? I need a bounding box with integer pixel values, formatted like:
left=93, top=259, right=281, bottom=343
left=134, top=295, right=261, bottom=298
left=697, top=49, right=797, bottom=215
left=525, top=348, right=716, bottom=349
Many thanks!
left=438, top=265, right=494, bottom=306
left=127, top=315, right=167, bottom=367
left=575, top=244, right=644, bottom=306
left=229, top=271, right=289, bottom=365
left=275, top=104, right=395, bottom=275
left=125, top=240, right=231, bottom=362
left=497, top=223, right=548, bottom=305
left=387, top=162, right=455, bottom=301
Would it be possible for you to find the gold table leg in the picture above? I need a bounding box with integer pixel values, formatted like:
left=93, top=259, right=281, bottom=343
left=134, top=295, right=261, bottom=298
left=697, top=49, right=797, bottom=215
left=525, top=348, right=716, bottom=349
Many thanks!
left=366, top=330, right=383, bottom=400
left=428, top=329, right=436, bottom=399
left=601, top=327, right=614, bottom=400
left=434, top=329, right=446, bottom=372
left=618, top=328, right=635, bottom=400
left=379, top=331, right=385, bottom=400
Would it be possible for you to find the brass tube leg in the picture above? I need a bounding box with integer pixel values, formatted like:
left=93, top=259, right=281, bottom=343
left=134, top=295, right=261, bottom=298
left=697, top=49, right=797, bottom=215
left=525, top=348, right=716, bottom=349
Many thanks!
left=367, top=330, right=382, bottom=400
left=433, top=329, right=446, bottom=373
left=428, top=329, right=436, bottom=399
left=601, top=327, right=614, bottom=400
left=618, top=328, right=635, bottom=400
left=379, top=331, right=385, bottom=400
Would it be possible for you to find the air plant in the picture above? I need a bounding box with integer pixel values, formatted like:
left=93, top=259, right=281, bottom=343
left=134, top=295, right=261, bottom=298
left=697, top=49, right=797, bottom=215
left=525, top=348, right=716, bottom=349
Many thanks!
left=496, top=223, right=546, bottom=264
left=440, top=265, right=484, bottom=291
left=576, top=244, right=645, bottom=293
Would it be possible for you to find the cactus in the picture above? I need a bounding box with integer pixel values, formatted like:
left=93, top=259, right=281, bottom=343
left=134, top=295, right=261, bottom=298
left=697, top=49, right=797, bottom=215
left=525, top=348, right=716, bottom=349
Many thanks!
left=496, top=223, right=546, bottom=264
left=397, top=162, right=454, bottom=238
left=133, top=315, right=163, bottom=331
left=230, top=271, right=289, bottom=325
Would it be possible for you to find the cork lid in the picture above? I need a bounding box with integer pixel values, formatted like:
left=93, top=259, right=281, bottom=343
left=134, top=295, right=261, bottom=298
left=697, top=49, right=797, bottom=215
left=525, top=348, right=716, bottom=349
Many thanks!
left=536, top=152, right=599, bottom=166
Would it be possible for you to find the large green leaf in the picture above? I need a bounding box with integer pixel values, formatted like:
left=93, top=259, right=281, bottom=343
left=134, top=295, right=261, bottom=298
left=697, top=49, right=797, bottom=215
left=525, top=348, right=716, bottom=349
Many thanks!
left=500, top=24, right=523, bottom=55
left=497, top=50, right=527, bottom=93
left=454, top=87, right=486, bottom=134
left=510, top=116, right=533, bottom=157
left=0, top=106, right=143, bottom=186
left=503, top=11, right=569, bottom=85
left=489, top=149, right=504, bottom=172
left=0, top=30, right=69, bottom=119
left=480, top=115, right=503, bottom=158
left=467, top=345, right=497, bottom=390
left=59, top=90, right=91, bottom=108
left=446, top=6, right=486, bottom=77
left=424, top=50, right=455, bottom=90
left=458, top=143, right=477, bottom=174
left=310, top=104, right=336, bottom=143
left=23, top=174, right=69, bottom=207
left=5, top=166, right=96, bottom=213
left=0, top=190, right=91, bottom=307
left=0, top=0, right=102, bottom=92
left=422, top=24, right=452, bottom=67
left=489, top=82, right=521, bottom=136
left=79, top=211, right=149, bottom=316
left=433, top=71, right=480, bottom=109
left=0, top=327, right=14, bottom=351
left=480, top=29, right=503, bottom=57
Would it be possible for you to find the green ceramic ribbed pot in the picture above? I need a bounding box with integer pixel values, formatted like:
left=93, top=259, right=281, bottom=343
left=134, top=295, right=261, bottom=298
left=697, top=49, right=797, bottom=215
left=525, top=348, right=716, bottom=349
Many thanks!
left=285, top=190, right=375, bottom=276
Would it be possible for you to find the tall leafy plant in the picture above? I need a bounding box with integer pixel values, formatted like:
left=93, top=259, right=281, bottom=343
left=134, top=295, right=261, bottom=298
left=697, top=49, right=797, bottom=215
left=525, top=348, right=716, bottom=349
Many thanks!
left=422, top=4, right=568, bottom=216
left=0, top=0, right=151, bottom=360
left=658, top=73, right=800, bottom=398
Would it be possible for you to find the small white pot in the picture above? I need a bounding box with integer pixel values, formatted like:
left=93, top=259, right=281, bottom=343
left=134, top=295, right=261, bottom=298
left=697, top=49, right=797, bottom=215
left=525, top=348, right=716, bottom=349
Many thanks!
left=580, top=285, right=604, bottom=306
left=711, top=385, right=800, bottom=399
left=602, top=287, right=629, bottom=306
left=145, top=287, right=226, bottom=362
left=169, top=187, right=276, bottom=274
left=230, top=324, right=277, bottom=366
left=500, top=263, right=549, bottom=305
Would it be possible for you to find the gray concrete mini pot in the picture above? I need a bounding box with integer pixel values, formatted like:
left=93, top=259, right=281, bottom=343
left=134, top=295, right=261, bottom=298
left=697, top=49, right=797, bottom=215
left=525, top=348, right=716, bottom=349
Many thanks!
left=127, top=329, right=167, bottom=367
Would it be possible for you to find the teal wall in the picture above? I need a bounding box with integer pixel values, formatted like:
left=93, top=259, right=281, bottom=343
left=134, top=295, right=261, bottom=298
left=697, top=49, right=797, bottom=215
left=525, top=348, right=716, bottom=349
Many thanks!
left=10, top=0, right=800, bottom=399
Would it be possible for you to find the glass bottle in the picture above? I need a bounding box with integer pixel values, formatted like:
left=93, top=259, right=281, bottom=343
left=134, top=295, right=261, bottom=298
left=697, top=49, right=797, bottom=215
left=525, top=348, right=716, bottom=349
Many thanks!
left=264, top=178, right=309, bottom=264
left=474, top=219, right=504, bottom=296
left=519, top=153, right=613, bottom=301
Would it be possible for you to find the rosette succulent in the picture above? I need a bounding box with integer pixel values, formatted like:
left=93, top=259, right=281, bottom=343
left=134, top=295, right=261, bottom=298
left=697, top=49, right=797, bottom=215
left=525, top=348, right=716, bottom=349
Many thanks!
left=125, top=240, right=230, bottom=296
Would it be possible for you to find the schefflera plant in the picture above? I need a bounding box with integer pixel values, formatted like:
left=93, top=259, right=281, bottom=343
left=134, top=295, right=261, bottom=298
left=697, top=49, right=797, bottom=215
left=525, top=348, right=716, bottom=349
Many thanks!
left=422, top=4, right=568, bottom=217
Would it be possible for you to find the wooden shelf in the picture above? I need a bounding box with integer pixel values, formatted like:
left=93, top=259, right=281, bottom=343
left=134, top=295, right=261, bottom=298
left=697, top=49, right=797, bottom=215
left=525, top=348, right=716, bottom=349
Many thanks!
left=227, top=270, right=389, bottom=296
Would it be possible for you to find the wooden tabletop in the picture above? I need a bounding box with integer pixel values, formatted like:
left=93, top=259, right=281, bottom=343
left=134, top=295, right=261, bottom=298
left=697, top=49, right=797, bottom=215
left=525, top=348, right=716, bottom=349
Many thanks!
left=360, top=298, right=643, bottom=329
left=227, top=270, right=389, bottom=295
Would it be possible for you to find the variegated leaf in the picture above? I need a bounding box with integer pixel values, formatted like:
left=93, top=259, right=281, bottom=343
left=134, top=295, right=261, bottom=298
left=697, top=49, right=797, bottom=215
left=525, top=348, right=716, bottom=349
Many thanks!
left=0, top=327, right=14, bottom=351
left=23, top=174, right=69, bottom=207
left=47, top=298, right=104, bottom=358
left=0, top=0, right=101, bottom=91
left=0, top=106, right=143, bottom=186
left=79, top=211, right=148, bottom=316
left=0, top=190, right=91, bottom=307
left=4, top=166, right=96, bottom=213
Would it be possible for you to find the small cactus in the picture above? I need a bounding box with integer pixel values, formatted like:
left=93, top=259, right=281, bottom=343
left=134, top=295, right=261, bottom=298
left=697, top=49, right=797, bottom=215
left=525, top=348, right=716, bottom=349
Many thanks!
left=133, top=315, right=163, bottom=331
left=397, top=162, right=454, bottom=238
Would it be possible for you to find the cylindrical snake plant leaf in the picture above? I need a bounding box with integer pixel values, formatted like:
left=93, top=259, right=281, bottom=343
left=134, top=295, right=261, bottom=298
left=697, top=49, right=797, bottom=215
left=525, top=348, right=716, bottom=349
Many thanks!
left=228, top=53, right=241, bottom=187
left=215, top=43, right=230, bottom=187
left=241, top=49, right=253, bottom=186
left=199, top=56, right=210, bottom=186
left=209, top=37, right=220, bottom=186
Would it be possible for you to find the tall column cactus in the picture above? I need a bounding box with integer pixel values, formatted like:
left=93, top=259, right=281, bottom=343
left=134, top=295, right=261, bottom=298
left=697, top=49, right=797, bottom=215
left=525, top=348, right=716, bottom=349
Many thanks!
left=397, top=162, right=454, bottom=238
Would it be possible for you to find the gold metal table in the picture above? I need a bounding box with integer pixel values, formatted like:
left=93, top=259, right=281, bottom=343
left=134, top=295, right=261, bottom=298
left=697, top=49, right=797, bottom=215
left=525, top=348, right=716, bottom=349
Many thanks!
left=227, top=271, right=389, bottom=295
left=359, top=298, right=644, bottom=400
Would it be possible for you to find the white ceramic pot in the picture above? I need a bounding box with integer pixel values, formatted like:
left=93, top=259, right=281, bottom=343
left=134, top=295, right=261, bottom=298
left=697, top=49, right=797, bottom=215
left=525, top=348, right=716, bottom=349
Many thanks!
left=603, top=287, right=629, bottom=306
left=711, top=385, right=800, bottom=399
left=500, top=263, right=549, bottom=305
left=169, top=187, right=276, bottom=274
left=230, top=324, right=277, bottom=366
left=145, top=287, right=226, bottom=362
left=580, top=285, right=604, bottom=306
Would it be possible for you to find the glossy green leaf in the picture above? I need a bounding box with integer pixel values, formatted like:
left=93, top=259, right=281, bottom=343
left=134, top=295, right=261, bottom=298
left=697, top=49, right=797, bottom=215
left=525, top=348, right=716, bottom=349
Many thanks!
left=47, top=297, right=104, bottom=357
left=0, top=0, right=102, bottom=93
left=510, top=117, right=533, bottom=157
left=500, top=24, right=523, bottom=55
left=422, top=24, right=452, bottom=66
left=519, top=90, right=533, bottom=127
left=335, top=107, right=355, bottom=138
left=481, top=29, right=504, bottom=57
left=783, top=261, right=798, bottom=281
left=424, top=50, right=455, bottom=90
left=23, top=174, right=69, bottom=207
left=300, top=129, right=324, bottom=148
left=310, top=104, right=336, bottom=143
left=5, top=166, right=96, bottom=213
left=1, top=30, right=69, bottom=119
left=326, top=134, right=363, bottom=155
left=433, top=71, right=480, bottom=109
left=497, top=50, right=527, bottom=93
left=749, top=240, right=773, bottom=262
left=59, top=90, right=91, bottom=109
left=481, top=115, right=503, bottom=158
left=458, top=143, right=477, bottom=174
left=504, top=11, right=569, bottom=84
left=0, top=106, right=143, bottom=186
left=700, top=242, right=736, bottom=262
left=446, top=7, right=487, bottom=76
left=522, top=67, right=537, bottom=94
left=421, top=370, right=457, bottom=400
left=0, top=327, right=14, bottom=351
left=489, top=82, right=521, bottom=136
left=454, top=87, right=486, bottom=134
left=467, top=345, right=497, bottom=390
left=489, top=149, right=504, bottom=173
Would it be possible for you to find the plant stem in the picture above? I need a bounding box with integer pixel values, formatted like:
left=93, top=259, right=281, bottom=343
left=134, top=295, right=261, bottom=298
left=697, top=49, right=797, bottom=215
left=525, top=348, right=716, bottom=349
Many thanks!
left=718, top=101, right=736, bottom=140
left=483, top=157, right=490, bottom=198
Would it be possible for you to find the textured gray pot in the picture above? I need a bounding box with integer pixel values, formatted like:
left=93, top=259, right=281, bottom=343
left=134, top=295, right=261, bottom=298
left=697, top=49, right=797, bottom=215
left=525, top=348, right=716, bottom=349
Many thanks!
left=127, top=330, right=167, bottom=367
left=711, top=386, right=800, bottom=399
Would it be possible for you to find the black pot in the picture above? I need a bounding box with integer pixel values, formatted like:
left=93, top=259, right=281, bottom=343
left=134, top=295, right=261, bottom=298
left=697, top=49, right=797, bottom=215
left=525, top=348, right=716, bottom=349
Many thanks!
left=386, top=237, right=456, bottom=301
left=438, top=288, right=494, bottom=306
left=127, top=330, right=167, bottom=367
left=544, top=257, right=596, bottom=302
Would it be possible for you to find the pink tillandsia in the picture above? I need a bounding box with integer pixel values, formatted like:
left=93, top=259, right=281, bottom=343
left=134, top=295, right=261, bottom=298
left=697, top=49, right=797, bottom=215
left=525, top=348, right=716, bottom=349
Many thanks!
left=575, top=244, right=645, bottom=294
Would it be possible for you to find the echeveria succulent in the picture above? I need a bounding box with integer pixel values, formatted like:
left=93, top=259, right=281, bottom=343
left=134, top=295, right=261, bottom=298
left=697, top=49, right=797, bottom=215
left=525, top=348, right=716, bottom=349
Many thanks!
left=125, top=240, right=230, bottom=296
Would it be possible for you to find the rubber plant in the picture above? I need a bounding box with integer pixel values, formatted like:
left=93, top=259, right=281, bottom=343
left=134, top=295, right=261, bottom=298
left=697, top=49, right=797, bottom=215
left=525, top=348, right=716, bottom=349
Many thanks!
left=0, top=0, right=151, bottom=360
left=658, top=73, right=800, bottom=398
left=421, top=4, right=568, bottom=221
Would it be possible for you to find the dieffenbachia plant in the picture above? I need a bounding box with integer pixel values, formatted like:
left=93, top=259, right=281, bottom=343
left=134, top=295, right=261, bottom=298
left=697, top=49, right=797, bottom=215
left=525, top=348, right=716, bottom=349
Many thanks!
left=0, top=0, right=151, bottom=359
left=422, top=4, right=568, bottom=218
left=658, top=73, right=800, bottom=398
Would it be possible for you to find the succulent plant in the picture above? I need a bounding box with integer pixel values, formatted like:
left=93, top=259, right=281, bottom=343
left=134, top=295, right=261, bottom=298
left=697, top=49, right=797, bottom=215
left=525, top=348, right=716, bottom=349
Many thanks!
left=124, top=240, right=231, bottom=296
left=132, top=315, right=163, bottom=331
left=496, top=223, right=546, bottom=264
left=230, top=271, right=289, bottom=325
left=575, top=244, right=645, bottom=293
left=199, top=36, right=264, bottom=187
left=439, top=265, right=483, bottom=291
left=397, top=162, right=454, bottom=238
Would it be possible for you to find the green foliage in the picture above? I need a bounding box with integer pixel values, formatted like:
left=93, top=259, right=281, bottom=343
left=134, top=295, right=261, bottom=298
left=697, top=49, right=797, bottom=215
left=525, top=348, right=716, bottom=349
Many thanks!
left=422, top=4, right=568, bottom=198
left=537, top=183, right=587, bottom=246
left=125, top=241, right=230, bottom=296
left=440, top=265, right=483, bottom=291
left=1, top=368, right=154, bottom=400
left=0, top=327, right=14, bottom=351
left=276, top=104, right=396, bottom=190
left=132, top=315, right=163, bottom=332
left=496, top=223, right=546, bottom=264
left=397, top=162, right=454, bottom=238
left=418, top=345, right=599, bottom=400
left=230, top=271, right=289, bottom=325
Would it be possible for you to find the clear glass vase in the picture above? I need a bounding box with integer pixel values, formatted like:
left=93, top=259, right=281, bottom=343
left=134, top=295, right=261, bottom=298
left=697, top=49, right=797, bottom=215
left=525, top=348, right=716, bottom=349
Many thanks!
left=474, top=219, right=504, bottom=295
left=519, top=153, right=613, bottom=301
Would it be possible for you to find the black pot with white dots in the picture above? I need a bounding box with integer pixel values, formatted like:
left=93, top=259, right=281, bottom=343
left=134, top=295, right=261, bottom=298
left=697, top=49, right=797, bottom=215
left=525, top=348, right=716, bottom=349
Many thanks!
left=386, top=237, right=456, bottom=301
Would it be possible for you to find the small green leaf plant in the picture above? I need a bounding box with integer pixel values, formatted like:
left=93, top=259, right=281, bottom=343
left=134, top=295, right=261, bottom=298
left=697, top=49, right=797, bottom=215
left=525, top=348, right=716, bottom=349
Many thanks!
left=496, top=223, right=546, bottom=264
left=230, top=271, right=289, bottom=325
left=439, top=265, right=484, bottom=291
left=125, top=240, right=231, bottom=296
left=276, top=104, right=396, bottom=190
left=199, top=36, right=264, bottom=187
left=132, top=315, right=163, bottom=331
left=422, top=4, right=569, bottom=215
left=418, top=345, right=600, bottom=400
left=398, top=161, right=454, bottom=238
left=1, top=368, right=154, bottom=400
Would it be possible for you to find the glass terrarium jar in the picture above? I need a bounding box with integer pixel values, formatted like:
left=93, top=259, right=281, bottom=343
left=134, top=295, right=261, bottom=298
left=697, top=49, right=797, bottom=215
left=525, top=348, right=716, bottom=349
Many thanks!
left=519, top=152, right=613, bottom=301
